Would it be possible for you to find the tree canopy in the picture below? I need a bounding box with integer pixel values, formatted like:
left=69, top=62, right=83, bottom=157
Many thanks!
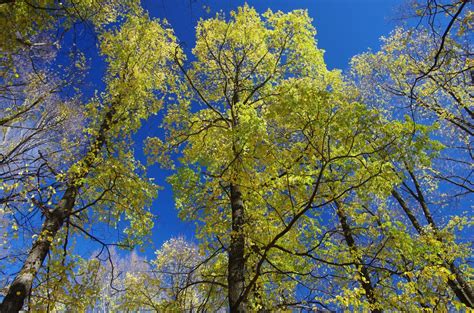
left=0, top=0, right=472, bottom=312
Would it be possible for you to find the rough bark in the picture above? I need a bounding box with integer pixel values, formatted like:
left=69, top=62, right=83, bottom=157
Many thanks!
left=228, top=183, right=246, bottom=313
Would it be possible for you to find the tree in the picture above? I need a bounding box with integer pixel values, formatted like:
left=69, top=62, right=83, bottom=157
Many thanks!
left=29, top=237, right=221, bottom=311
left=147, top=5, right=425, bottom=311
left=0, top=7, right=179, bottom=311
left=350, top=0, right=473, bottom=308
left=121, top=237, right=226, bottom=312
left=1, top=0, right=141, bottom=130
left=2, top=1, right=471, bottom=311
left=27, top=246, right=149, bottom=311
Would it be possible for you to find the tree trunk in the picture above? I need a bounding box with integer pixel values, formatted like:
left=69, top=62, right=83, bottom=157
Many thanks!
left=1, top=109, right=113, bottom=312
left=1, top=187, right=77, bottom=312
left=228, top=184, right=246, bottom=313
left=335, top=202, right=381, bottom=313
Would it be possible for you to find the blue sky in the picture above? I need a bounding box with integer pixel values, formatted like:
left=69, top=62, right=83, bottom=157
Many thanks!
left=129, top=0, right=406, bottom=255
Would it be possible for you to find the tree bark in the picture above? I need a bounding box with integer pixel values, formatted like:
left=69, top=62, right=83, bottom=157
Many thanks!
left=228, top=184, right=246, bottom=313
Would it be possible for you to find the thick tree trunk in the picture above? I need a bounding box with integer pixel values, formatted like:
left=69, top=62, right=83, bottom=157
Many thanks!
left=1, top=187, right=77, bottom=312
left=335, top=203, right=381, bottom=313
left=392, top=189, right=474, bottom=308
left=228, top=184, right=246, bottom=313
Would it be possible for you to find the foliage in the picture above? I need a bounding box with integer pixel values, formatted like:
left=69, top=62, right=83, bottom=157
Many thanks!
left=1, top=1, right=472, bottom=311
left=0, top=1, right=179, bottom=310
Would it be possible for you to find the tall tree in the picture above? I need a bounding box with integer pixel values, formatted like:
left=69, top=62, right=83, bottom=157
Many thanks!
left=0, top=8, right=179, bottom=311
left=350, top=0, right=473, bottom=308
left=147, top=5, right=423, bottom=311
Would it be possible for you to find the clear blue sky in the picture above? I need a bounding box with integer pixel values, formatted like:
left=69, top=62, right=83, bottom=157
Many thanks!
left=122, top=0, right=405, bottom=256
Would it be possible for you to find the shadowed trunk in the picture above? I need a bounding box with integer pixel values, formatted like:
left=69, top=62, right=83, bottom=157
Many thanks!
left=228, top=183, right=246, bottom=312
